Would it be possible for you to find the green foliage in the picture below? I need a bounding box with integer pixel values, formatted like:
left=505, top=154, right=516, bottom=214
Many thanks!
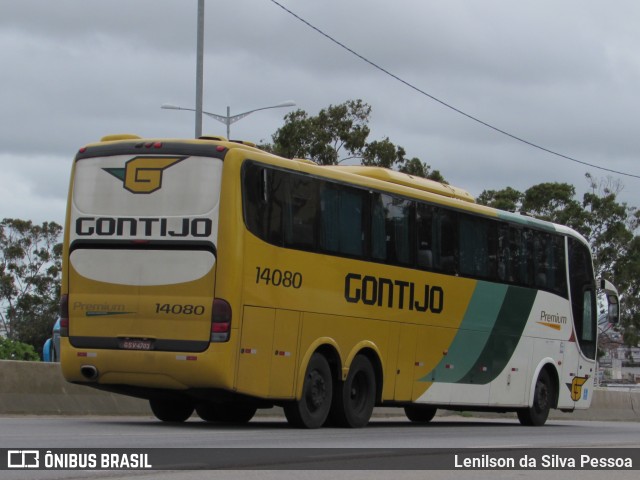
left=361, top=137, right=405, bottom=169
left=0, top=337, right=40, bottom=361
left=476, top=186, right=522, bottom=212
left=615, top=236, right=640, bottom=346
left=521, top=183, right=584, bottom=228
left=269, top=99, right=371, bottom=165
left=0, top=218, right=62, bottom=354
left=399, top=158, right=447, bottom=183
left=266, top=99, right=445, bottom=181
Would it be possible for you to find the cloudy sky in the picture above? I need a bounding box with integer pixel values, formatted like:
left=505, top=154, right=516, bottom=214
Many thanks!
left=2, top=0, right=640, bottom=225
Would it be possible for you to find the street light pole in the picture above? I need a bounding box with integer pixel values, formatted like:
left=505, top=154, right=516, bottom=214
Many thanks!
left=195, top=0, right=205, bottom=138
left=161, top=101, right=296, bottom=139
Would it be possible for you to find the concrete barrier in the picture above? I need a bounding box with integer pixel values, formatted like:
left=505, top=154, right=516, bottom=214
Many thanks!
left=1, top=360, right=638, bottom=420
left=0, top=360, right=148, bottom=416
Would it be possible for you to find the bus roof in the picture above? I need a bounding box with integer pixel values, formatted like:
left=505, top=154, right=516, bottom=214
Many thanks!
left=330, top=166, right=475, bottom=203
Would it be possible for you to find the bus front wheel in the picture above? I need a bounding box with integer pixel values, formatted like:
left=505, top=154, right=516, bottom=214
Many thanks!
left=149, top=396, right=194, bottom=422
left=284, top=353, right=333, bottom=429
left=404, top=405, right=437, bottom=423
left=517, top=369, right=553, bottom=426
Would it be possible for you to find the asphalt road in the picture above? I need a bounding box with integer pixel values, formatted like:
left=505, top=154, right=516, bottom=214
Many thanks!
left=1, top=415, right=639, bottom=479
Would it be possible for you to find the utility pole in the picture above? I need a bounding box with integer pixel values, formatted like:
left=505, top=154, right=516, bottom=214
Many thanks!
left=195, top=0, right=205, bottom=138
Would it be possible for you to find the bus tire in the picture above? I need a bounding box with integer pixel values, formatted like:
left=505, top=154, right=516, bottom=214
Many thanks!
left=196, top=402, right=257, bottom=424
left=149, top=396, right=194, bottom=422
left=330, top=354, right=376, bottom=428
left=284, top=352, right=333, bottom=429
left=404, top=405, right=437, bottom=423
left=517, top=369, right=553, bottom=426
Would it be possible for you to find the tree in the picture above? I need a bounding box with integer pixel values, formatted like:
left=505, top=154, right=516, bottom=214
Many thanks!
left=521, top=183, right=586, bottom=230
left=266, top=99, right=445, bottom=181
left=361, top=137, right=406, bottom=169
left=269, top=99, right=371, bottom=165
left=476, top=186, right=522, bottom=212
left=399, top=158, right=447, bottom=183
left=0, top=218, right=62, bottom=355
left=581, top=176, right=640, bottom=347
left=614, top=236, right=640, bottom=346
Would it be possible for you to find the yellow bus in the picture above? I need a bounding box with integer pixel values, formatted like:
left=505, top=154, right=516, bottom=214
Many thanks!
left=60, top=134, right=620, bottom=428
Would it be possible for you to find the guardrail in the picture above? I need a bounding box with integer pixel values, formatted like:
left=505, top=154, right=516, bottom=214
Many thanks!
left=1, top=360, right=638, bottom=420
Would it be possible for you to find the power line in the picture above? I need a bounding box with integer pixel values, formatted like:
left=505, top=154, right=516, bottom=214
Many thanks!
left=268, top=0, right=640, bottom=180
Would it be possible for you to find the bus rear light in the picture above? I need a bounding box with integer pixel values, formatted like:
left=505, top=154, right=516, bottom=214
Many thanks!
left=60, top=294, right=69, bottom=337
left=211, top=298, right=231, bottom=342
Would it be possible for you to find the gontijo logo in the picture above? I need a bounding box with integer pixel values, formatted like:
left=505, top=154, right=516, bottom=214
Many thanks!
left=103, top=156, right=185, bottom=194
left=568, top=376, right=589, bottom=401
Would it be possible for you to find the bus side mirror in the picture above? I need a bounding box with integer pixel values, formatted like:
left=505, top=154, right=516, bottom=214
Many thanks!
left=600, top=278, right=620, bottom=325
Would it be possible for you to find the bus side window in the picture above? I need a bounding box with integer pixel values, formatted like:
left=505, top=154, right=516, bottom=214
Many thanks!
left=242, top=163, right=269, bottom=240
left=265, top=169, right=286, bottom=246
left=508, top=227, right=522, bottom=283
left=284, top=174, right=318, bottom=250
left=435, top=208, right=458, bottom=274
left=416, top=203, right=434, bottom=269
left=532, top=231, right=548, bottom=288
left=320, top=183, right=365, bottom=257
left=389, top=196, right=414, bottom=266
left=459, top=214, right=492, bottom=278
left=497, top=224, right=509, bottom=282
left=371, top=193, right=386, bottom=261
left=375, top=194, right=413, bottom=266
left=551, top=235, right=567, bottom=297
left=582, top=289, right=595, bottom=342
left=416, top=204, right=458, bottom=274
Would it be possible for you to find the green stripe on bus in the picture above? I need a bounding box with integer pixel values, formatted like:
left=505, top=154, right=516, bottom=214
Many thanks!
left=419, top=282, right=507, bottom=383
left=457, top=285, right=537, bottom=384
left=419, top=284, right=537, bottom=385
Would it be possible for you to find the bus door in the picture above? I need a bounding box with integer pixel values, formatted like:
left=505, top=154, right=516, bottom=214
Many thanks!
left=567, top=238, right=598, bottom=407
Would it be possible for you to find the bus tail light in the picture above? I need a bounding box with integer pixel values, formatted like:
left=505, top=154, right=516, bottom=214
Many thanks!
left=211, top=298, right=231, bottom=342
left=60, top=294, right=69, bottom=337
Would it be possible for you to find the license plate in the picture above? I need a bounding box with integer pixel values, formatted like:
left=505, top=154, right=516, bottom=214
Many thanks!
left=120, top=339, right=153, bottom=351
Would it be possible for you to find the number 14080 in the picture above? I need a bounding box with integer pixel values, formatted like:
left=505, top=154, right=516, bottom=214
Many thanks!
left=255, top=267, right=302, bottom=289
left=155, top=303, right=205, bottom=315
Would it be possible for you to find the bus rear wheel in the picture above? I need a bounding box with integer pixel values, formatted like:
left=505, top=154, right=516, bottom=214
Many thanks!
left=149, top=396, right=194, bottom=422
left=196, top=402, right=257, bottom=424
left=284, top=352, right=333, bottom=429
left=404, top=405, right=437, bottom=423
left=329, top=354, right=376, bottom=428
left=517, top=369, right=553, bottom=426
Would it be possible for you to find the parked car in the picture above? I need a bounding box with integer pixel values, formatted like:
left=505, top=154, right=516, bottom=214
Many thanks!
left=42, top=318, right=61, bottom=362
